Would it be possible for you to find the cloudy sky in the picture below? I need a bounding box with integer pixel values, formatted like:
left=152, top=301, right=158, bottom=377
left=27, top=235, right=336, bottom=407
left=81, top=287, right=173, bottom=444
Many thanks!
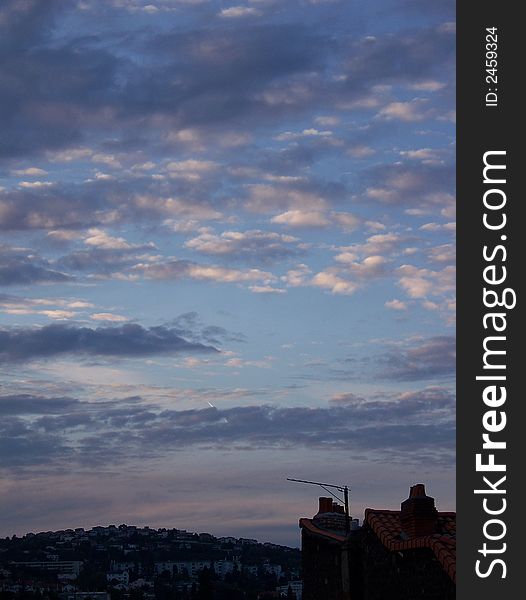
left=0, top=0, right=455, bottom=546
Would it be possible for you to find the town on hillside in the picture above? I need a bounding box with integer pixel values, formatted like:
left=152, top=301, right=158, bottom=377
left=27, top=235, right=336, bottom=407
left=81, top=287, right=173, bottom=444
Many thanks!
left=0, top=524, right=301, bottom=600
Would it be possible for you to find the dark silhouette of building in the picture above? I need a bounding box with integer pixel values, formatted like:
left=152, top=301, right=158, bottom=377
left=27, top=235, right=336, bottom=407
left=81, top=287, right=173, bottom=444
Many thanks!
left=299, top=484, right=455, bottom=600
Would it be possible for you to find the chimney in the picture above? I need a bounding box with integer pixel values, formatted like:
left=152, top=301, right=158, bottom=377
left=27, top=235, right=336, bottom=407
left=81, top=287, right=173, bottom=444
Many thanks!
left=332, top=503, right=345, bottom=515
left=317, top=497, right=333, bottom=514
left=400, top=484, right=438, bottom=538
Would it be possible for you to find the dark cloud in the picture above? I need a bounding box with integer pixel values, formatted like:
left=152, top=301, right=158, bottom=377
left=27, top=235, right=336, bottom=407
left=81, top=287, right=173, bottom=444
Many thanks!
left=378, top=336, right=456, bottom=381
left=0, top=417, right=71, bottom=467
left=184, top=229, right=302, bottom=264
left=0, top=394, right=80, bottom=416
left=360, top=161, right=455, bottom=207
left=342, top=26, right=454, bottom=92
left=0, top=245, right=73, bottom=286
left=0, top=387, right=455, bottom=470
left=0, top=6, right=332, bottom=160
left=0, top=323, right=218, bottom=363
left=0, top=178, right=201, bottom=231
left=57, top=245, right=156, bottom=275
left=0, top=0, right=454, bottom=162
left=168, top=312, right=246, bottom=345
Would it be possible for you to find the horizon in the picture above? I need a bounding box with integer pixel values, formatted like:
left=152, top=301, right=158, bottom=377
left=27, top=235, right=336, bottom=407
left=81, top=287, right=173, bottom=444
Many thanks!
left=0, top=0, right=455, bottom=549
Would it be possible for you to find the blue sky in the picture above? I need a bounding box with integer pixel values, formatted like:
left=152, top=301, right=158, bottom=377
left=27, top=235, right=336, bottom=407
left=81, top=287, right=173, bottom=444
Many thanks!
left=0, top=0, right=455, bottom=546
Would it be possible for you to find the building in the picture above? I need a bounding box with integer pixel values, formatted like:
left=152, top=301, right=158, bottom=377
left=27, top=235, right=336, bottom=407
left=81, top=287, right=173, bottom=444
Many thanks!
left=10, top=561, right=84, bottom=576
left=276, top=580, right=303, bottom=599
left=299, top=484, right=455, bottom=600
left=60, top=593, right=109, bottom=600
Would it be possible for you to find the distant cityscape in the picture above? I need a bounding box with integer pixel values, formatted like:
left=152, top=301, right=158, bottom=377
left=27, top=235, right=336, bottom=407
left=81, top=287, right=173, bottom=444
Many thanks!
left=0, top=483, right=456, bottom=600
left=0, top=525, right=301, bottom=600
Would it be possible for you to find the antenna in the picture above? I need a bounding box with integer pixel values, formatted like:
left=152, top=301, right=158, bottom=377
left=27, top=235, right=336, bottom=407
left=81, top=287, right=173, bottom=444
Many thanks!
left=287, top=477, right=351, bottom=534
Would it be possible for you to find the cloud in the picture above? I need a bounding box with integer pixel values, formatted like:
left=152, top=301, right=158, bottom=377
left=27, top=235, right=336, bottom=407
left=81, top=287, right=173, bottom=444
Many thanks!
left=396, top=264, right=455, bottom=299
left=219, top=6, right=263, bottom=19
left=378, top=336, right=455, bottom=381
left=11, top=167, right=48, bottom=176
left=337, top=232, right=412, bottom=258
left=362, top=161, right=455, bottom=210
left=244, top=184, right=331, bottom=214
left=184, top=229, right=301, bottom=263
left=385, top=299, right=408, bottom=311
left=0, top=178, right=225, bottom=232
left=167, top=312, right=246, bottom=345
left=310, top=269, right=359, bottom=295
left=0, top=394, right=81, bottom=416
left=0, top=245, right=73, bottom=286
left=377, top=98, right=433, bottom=122
left=0, top=386, right=455, bottom=470
left=90, top=313, right=129, bottom=322
left=0, top=323, right=218, bottom=363
left=281, top=264, right=312, bottom=287
left=135, top=259, right=276, bottom=286
left=83, top=228, right=155, bottom=251
left=271, top=210, right=360, bottom=231
left=306, top=254, right=389, bottom=296
left=0, top=293, right=95, bottom=317
left=249, top=285, right=286, bottom=294
left=271, top=210, right=330, bottom=228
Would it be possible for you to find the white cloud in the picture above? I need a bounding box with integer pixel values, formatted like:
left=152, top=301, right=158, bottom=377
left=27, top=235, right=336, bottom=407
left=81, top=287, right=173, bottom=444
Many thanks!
left=46, top=148, right=93, bottom=162
left=249, top=285, right=286, bottom=294
left=377, top=99, right=431, bottom=122
left=271, top=210, right=330, bottom=228
left=385, top=299, right=408, bottom=311
left=137, top=261, right=276, bottom=286
left=274, top=128, right=333, bottom=141
left=84, top=229, right=134, bottom=250
left=135, top=196, right=222, bottom=220
left=347, top=145, right=375, bottom=158
left=314, top=115, right=340, bottom=127
left=39, top=310, right=77, bottom=320
left=219, top=6, right=263, bottom=18
left=184, top=229, right=299, bottom=258
left=397, top=264, right=455, bottom=299
left=187, top=265, right=275, bottom=284
left=92, top=153, right=122, bottom=168
left=19, top=181, right=53, bottom=188
left=336, top=255, right=389, bottom=279
left=332, top=212, right=360, bottom=231
left=245, top=184, right=329, bottom=213
left=271, top=210, right=360, bottom=231
left=91, top=313, right=129, bottom=322
left=12, top=167, right=48, bottom=176
left=311, top=269, right=358, bottom=295
left=47, top=230, right=84, bottom=242
left=281, top=264, right=312, bottom=287
left=408, top=80, right=446, bottom=92
left=165, top=159, right=219, bottom=180
left=399, top=148, right=442, bottom=162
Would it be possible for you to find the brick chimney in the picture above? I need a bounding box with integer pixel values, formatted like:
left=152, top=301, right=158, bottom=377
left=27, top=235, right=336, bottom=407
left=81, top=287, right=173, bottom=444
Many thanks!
left=317, top=497, right=333, bottom=514
left=400, top=484, right=438, bottom=538
left=313, top=497, right=347, bottom=532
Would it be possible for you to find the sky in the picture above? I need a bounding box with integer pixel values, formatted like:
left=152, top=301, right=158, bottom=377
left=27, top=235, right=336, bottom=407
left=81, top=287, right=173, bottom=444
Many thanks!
left=0, top=0, right=455, bottom=547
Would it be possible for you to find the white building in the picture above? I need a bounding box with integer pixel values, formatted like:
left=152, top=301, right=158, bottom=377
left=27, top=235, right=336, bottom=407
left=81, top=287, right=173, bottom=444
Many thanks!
left=154, top=562, right=176, bottom=575
left=174, top=561, right=212, bottom=577
left=106, top=571, right=129, bottom=585
left=277, top=581, right=303, bottom=599
left=263, top=563, right=283, bottom=577
left=213, top=560, right=237, bottom=578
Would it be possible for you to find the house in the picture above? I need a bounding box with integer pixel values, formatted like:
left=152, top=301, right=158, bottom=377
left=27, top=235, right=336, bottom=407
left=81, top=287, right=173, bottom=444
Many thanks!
left=299, top=484, right=455, bottom=600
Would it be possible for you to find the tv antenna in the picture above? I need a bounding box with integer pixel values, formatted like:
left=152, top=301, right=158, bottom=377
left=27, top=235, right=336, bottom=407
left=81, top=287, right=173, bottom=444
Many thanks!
left=287, top=478, right=351, bottom=534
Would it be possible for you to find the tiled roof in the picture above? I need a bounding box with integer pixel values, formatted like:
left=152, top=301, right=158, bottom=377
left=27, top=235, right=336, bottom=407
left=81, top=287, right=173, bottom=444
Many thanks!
left=364, top=509, right=456, bottom=583
left=298, top=518, right=347, bottom=543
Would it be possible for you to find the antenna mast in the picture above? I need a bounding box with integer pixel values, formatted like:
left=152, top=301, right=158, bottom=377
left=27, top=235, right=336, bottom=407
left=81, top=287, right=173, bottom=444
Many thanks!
left=287, top=477, right=351, bottom=534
